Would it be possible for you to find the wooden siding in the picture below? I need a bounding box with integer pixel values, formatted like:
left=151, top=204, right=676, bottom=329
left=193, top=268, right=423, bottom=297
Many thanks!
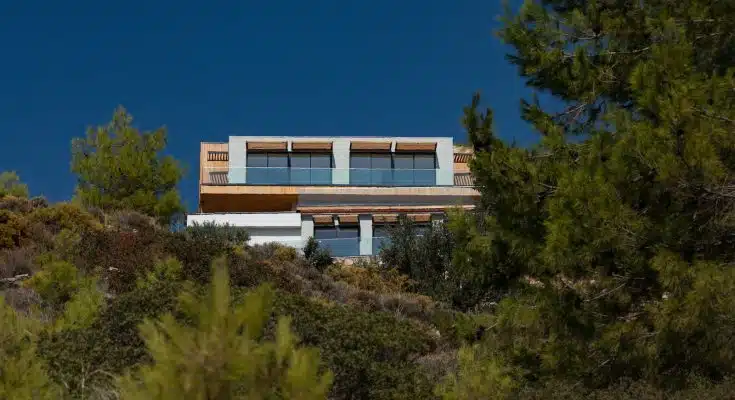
left=454, top=173, right=474, bottom=187
left=291, top=141, right=333, bottom=151
left=207, top=151, right=229, bottom=161
left=247, top=141, right=288, bottom=151
left=199, top=193, right=298, bottom=213
left=373, top=214, right=398, bottom=223
left=313, top=215, right=335, bottom=225
left=350, top=141, right=392, bottom=152
left=408, top=213, right=432, bottom=223
left=395, top=142, right=437, bottom=152
left=337, top=214, right=359, bottom=224
left=298, top=204, right=475, bottom=214
left=454, top=152, right=472, bottom=163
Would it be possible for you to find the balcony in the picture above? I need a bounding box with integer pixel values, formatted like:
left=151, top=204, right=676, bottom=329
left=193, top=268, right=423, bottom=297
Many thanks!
left=203, top=167, right=439, bottom=187
left=348, top=168, right=436, bottom=186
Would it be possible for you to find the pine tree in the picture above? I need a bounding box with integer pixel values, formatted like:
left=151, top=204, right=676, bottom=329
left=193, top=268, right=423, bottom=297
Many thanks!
left=451, top=0, right=735, bottom=389
left=117, top=257, right=333, bottom=399
left=71, top=106, right=184, bottom=224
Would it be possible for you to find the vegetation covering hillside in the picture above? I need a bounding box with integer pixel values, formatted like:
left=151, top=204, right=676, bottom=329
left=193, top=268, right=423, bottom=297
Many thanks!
left=2, top=0, right=735, bottom=398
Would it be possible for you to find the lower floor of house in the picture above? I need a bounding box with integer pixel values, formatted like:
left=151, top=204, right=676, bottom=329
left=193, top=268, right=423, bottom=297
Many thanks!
left=186, top=211, right=444, bottom=257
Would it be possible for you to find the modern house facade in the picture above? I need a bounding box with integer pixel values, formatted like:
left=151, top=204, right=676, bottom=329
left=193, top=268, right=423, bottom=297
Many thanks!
left=187, top=136, right=478, bottom=256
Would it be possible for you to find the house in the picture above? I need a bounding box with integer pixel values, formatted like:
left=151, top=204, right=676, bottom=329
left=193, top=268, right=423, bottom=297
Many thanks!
left=187, top=136, right=479, bottom=256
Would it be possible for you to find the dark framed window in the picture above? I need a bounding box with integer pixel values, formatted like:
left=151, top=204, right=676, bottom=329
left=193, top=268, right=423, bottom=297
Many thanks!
left=291, top=152, right=332, bottom=184
left=247, top=152, right=332, bottom=185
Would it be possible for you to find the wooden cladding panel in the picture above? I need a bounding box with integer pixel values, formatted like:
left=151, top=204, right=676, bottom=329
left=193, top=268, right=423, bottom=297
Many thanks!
left=199, top=193, right=297, bottom=213
left=454, top=173, right=474, bottom=187
left=313, top=215, right=335, bottom=225
left=395, top=142, right=436, bottom=152
left=454, top=153, right=472, bottom=163
left=373, top=214, right=398, bottom=223
left=350, top=141, right=392, bottom=152
left=292, top=142, right=333, bottom=152
left=408, top=213, right=431, bottom=223
left=337, top=214, right=358, bottom=224
left=207, top=151, right=229, bottom=161
left=247, top=141, right=288, bottom=151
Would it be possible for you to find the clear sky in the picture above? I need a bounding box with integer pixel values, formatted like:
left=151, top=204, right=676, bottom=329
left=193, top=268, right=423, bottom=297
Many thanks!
left=0, top=0, right=535, bottom=211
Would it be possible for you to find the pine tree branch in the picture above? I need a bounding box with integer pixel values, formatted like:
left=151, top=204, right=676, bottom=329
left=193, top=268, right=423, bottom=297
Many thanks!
left=695, top=107, right=735, bottom=125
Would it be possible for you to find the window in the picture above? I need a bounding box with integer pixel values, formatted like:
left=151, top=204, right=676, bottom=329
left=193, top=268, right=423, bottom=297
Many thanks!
left=412, top=153, right=436, bottom=185
left=314, top=225, right=359, bottom=257
left=350, top=153, right=392, bottom=185
left=291, top=153, right=332, bottom=184
left=349, top=152, right=436, bottom=186
left=246, top=152, right=332, bottom=185
left=247, top=152, right=289, bottom=184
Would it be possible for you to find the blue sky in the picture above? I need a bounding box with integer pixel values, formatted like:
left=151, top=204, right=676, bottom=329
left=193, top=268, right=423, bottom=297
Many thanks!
left=0, top=0, right=536, bottom=211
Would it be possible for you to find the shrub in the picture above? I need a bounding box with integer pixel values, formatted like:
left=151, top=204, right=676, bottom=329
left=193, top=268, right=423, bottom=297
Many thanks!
left=275, top=292, right=437, bottom=399
left=0, top=171, right=29, bottom=198
left=0, top=296, right=61, bottom=399
left=379, top=216, right=456, bottom=303
left=25, top=261, right=82, bottom=309
left=328, top=260, right=412, bottom=294
left=118, top=260, right=333, bottom=400
left=27, top=203, right=102, bottom=235
left=37, top=260, right=185, bottom=398
left=77, top=228, right=162, bottom=292
left=303, top=237, right=332, bottom=272
left=0, top=246, right=38, bottom=279
left=0, top=209, right=30, bottom=250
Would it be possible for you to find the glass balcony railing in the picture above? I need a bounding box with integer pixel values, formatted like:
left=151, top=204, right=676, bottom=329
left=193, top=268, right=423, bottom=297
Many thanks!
left=203, top=167, right=438, bottom=186
left=316, top=237, right=361, bottom=257
left=247, top=167, right=333, bottom=185
left=349, top=168, right=436, bottom=186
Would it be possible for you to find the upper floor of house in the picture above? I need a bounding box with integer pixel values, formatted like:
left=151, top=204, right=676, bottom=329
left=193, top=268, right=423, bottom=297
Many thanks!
left=199, top=136, right=475, bottom=188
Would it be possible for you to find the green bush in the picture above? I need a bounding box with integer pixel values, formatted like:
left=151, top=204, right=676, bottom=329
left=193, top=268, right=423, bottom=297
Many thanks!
left=25, top=261, right=82, bottom=309
left=303, top=237, right=332, bottom=272
left=275, top=292, right=436, bottom=399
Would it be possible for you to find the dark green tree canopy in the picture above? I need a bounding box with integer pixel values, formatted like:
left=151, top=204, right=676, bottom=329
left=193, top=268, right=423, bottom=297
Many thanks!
left=71, top=107, right=184, bottom=224
left=448, top=0, right=735, bottom=390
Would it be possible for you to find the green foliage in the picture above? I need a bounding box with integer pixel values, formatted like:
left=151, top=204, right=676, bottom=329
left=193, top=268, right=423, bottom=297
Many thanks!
left=37, top=259, right=186, bottom=398
left=303, top=236, right=333, bottom=271
left=436, top=345, right=518, bottom=400
left=275, top=292, right=436, bottom=399
left=0, top=297, right=60, bottom=399
left=327, top=260, right=412, bottom=294
left=379, top=216, right=458, bottom=304
left=184, top=221, right=250, bottom=245
left=0, top=171, right=29, bottom=198
left=25, top=261, right=82, bottom=309
left=446, top=0, right=735, bottom=393
left=71, top=106, right=184, bottom=224
left=118, top=259, right=333, bottom=400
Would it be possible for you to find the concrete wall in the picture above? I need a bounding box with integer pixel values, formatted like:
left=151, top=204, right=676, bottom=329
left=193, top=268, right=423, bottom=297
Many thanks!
left=247, top=227, right=303, bottom=247
left=228, top=136, right=247, bottom=184
left=187, top=212, right=304, bottom=248
left=435, top=137, right=454, bottom=186
left=359, top=214, right=373, bottom=256
left=187, top=212, right=302, bottom=228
